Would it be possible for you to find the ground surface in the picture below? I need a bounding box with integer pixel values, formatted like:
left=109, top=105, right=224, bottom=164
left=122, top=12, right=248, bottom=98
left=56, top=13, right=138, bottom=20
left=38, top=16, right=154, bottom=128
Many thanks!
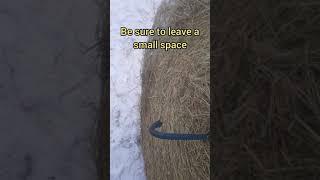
left=110, top=0, right=163, bottom=180
left=0, top=1, right=101, bottom=179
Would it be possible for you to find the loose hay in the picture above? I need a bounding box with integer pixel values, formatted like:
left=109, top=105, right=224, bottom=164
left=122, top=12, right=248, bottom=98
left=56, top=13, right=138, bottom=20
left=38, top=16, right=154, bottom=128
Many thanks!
left=140, top=0, right=210, bottom=179
left=213, top=0, right=320, bottom=179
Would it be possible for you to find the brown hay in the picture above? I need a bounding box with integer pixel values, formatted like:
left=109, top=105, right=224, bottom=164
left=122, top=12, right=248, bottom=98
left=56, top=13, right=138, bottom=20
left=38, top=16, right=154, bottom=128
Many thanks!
left=212, top=0, right=320, bottom=179
left=140, top=0, right=210, bottom=179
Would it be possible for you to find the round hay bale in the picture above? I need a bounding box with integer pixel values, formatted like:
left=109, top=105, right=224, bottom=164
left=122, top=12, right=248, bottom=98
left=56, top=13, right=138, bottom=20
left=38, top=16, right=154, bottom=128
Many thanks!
left=140, top=0, right=210, bottom=179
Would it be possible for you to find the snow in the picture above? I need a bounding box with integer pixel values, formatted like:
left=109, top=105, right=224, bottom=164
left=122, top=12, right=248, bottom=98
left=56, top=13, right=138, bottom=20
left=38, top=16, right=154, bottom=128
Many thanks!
left=0, top=1, right=100, bottom=179
left=110, top=0, right=163, bottom=179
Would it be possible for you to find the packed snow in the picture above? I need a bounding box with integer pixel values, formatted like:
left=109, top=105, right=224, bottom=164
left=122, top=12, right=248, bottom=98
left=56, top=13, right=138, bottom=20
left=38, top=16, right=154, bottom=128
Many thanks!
left=110, top=0, right=163, bottom=179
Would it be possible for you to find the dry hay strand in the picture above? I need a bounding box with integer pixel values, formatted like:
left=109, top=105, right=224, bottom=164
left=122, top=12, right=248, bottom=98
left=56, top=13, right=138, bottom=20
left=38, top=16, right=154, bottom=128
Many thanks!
left=140, top=0, right=210, bottom=179
left=212, top=0, right=320, bottom=179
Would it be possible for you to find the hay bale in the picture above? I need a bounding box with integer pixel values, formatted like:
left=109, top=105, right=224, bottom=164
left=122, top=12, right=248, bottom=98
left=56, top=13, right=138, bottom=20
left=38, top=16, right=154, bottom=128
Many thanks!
left=140, top=0, right=210, bottom=179
left=212, top=0, right=320, bottom=179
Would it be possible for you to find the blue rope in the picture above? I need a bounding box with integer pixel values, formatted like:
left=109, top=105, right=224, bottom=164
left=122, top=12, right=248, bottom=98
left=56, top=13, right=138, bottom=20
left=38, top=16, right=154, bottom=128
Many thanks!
left=149, top=120, right=209, bottom=141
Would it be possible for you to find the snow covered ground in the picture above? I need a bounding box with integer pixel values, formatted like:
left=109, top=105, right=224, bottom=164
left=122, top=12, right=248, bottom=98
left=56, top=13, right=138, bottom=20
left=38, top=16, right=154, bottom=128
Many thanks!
left=110, top=0, right=163, bottom=179
left=0, top=1, right=100, bottom=179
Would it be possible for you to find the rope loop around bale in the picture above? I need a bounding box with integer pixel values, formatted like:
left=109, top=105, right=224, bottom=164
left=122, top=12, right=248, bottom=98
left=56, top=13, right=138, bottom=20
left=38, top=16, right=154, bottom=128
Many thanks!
left=149, top=120, right=209, bottom=141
